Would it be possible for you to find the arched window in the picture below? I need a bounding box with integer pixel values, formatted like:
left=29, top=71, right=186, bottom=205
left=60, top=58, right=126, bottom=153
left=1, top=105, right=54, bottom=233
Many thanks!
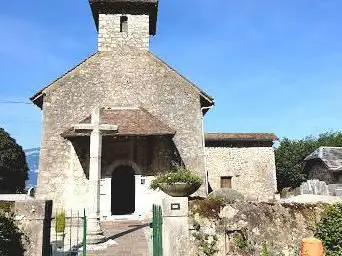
left=120, top=16, right=128, bottom=33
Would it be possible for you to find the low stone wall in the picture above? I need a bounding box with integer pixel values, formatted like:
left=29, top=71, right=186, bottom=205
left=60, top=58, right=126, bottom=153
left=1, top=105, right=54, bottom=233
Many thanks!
left=189, top=201, right=325, bottom=256
left=0, top=199, right=52, bottom=256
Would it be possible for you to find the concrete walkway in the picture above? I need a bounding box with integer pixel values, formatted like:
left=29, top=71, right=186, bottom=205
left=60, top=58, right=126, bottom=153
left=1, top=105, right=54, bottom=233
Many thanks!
left=87, top=220, right=151, bottom=256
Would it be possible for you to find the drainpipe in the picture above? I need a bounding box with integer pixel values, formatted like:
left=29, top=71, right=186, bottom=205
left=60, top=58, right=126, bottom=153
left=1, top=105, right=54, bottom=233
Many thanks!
left=201, top=106, right=213, bottom=196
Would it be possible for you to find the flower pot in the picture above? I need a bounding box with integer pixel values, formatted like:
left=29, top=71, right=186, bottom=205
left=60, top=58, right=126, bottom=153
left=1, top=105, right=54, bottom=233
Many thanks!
left=159, top=182, right=201, bottom=197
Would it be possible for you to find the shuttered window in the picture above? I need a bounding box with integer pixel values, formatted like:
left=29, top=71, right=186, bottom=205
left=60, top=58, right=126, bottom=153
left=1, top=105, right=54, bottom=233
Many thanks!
left=220, top=176, right=232, bottom=189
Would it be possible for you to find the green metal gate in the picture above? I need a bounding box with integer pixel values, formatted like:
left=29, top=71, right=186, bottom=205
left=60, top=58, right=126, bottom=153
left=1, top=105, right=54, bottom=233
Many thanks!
left=51, top=209, right=87, bottom=256
left=152, top=204, right=163, bottom=256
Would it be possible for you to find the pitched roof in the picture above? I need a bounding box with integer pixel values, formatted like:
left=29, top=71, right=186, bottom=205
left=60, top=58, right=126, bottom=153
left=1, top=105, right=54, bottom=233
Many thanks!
left=304, top=147, right=342, bottom=172
left=30, top=51, right=214, bottom=109
left=61, top=107, right=175, bottom=138
left=205, top=133, right=278, bottom=142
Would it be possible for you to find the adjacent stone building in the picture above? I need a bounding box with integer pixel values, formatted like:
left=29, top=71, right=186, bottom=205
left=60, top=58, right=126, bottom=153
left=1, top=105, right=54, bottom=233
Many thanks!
left=205, top=133, right=277, bottom=200
left=303, top=147, right=342, bottom=196
left=304, top=147, right=342, bottom=184
left=30, top=0, right=278, bottom=226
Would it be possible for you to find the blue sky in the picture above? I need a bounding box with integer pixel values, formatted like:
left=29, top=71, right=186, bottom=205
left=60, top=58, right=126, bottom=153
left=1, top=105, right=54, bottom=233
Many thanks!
left=0, top=0, right=342, bottom=149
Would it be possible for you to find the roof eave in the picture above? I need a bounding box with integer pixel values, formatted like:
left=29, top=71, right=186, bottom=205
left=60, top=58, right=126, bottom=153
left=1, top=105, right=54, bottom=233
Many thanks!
left=30, top=93, right=44, bottom=109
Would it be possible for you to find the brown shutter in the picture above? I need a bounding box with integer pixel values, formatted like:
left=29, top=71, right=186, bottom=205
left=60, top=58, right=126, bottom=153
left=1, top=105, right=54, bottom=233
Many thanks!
left=221, top=177, right=232, bottom=189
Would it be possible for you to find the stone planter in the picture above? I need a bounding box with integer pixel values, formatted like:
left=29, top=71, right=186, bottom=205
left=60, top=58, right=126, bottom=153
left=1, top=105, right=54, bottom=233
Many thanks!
left=159, top=182, right=200, bottom=197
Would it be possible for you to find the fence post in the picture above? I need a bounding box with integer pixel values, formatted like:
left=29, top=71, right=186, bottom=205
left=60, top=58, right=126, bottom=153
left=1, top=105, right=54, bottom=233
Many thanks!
left=152, top=204, right=163, bottom=256
left=83, top=209, right=87, bottom=256
left=161, top=197, right=189, bottom=256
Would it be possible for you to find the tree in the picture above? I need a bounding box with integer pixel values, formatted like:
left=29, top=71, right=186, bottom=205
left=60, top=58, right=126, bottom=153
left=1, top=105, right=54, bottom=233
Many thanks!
left=0, top=211, right=26, bottom=256
left=0, top=128, right=28, bottom=193
left=314, top=204, right=342, bottom=255
left=275, top=132, right=342, bottom=191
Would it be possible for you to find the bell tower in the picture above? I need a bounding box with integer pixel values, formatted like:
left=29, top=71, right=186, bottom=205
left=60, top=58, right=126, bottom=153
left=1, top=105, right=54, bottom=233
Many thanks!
left=89, top=0, right=158, bottom=51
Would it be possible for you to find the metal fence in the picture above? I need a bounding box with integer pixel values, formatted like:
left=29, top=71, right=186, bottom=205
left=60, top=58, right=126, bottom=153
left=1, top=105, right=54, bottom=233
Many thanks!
left=51, top=209, right=87, bottom=256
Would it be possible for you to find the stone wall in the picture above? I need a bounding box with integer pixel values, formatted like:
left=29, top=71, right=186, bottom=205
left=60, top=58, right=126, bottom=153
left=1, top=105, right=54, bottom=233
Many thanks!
left=37, top=50, right=206, bottom=211
left=0, top=200, right=52, bottom=256
left=306, top=159, right=337, bottom=184
left=98, top=14, right=150, bottom=51
left=190, top=201, right=325, bottom=256
left=206, top=147, right=277, bottom=200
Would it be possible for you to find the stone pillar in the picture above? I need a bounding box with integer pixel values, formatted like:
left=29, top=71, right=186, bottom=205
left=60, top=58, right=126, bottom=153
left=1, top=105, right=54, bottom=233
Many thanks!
left=162, top=197, right=190, bottom=256
left=13, top=200, right=53, bottom=256
left=87, top=109, right=105, bottom=244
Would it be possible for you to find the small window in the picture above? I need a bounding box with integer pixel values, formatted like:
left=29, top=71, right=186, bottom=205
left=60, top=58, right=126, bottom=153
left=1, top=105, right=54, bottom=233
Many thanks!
left=120, top=16, right=128, bottom=33
left=221, top=176, right=232, bottom=189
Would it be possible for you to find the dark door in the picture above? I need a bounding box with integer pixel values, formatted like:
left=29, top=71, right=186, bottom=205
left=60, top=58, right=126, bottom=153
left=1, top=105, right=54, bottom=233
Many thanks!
left=111, top=166, right=135, bottom=215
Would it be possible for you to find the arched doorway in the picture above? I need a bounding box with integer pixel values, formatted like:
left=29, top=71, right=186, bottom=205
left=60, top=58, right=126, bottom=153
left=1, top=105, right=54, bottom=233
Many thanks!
left=111, top=165, right=135, bottom=215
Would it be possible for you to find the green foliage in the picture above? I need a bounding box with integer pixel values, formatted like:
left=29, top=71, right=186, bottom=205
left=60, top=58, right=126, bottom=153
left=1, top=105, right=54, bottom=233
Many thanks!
left=275, top=132, right=342, bottom=191
left=55, top=210, right=66, bottom=233
left=314, top=204, right=342, bottom=255
left=150, top=167, right=202, bottom=190
left=0, top=212, right=26, bottom=256
left=234, top=233, right=248, bottom=249
left=191, top=197, right=225, bottom=219
left=0, top=202, right=14, bottom=213
left=260, top=242, right=270, bottom=256
left=0, top=128, right=28, bottom=193
left=208, top=188, right=245, bottom=204
left=192, top=228, right=219, bottom=256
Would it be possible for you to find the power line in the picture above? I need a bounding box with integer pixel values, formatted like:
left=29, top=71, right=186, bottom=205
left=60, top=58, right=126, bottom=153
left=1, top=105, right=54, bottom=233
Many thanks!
left=0, top=100, right=32, bottom=105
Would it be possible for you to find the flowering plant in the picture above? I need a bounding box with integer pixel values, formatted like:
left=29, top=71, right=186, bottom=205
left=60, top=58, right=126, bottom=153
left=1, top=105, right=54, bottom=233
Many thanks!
left=150, top=168, right=202, bottom=190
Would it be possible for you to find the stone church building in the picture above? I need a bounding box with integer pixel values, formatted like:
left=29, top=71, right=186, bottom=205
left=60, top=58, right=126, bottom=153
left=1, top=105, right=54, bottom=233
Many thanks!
left=31, top=0, right=277, bottom=220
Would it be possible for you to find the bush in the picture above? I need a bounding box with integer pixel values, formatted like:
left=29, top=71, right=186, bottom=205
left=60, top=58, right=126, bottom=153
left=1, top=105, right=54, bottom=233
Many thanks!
left=0, top=202, right=14, bottom=213
left=208, top=188, right=244, bottom=203
left=260, top=242, right=271, bottom=256
left=314, top=204, right=342, bottom=255
left=55, top=210, right=66, bottom=233
left=0, top=212, right=25, bottom=256
left=150, top=168, right=202, bottom=190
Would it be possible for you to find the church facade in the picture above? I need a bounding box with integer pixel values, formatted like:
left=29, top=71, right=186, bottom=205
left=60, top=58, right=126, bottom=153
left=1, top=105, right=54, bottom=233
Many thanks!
left=31, top=0, right=277, bottom=218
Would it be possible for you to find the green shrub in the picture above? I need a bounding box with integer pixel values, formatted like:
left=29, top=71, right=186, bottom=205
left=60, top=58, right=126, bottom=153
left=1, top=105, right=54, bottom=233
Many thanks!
left=314, top=204, right=342, bottom=255
left=0, top=212, right=26, bottom=256
left=55, top=210, right=66, bottom=233
left=260, top=242, right=270, bottom=256
left=234, top=233, right=248, bottom=249
left=208, top=188, right=244, bottom=203
left=191, top=197, right=225, bottom=219
left=0, top=201, right=14, bottom=213
left=150, top=167, right=202, bottom=190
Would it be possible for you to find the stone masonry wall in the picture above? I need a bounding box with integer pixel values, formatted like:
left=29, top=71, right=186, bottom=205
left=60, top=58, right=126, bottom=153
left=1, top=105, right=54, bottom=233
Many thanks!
left=189, top=201, right=325, bottom=256
left=98, top=14, right=150, bottom=51
left=206, top=147, right=277, bottom=200
left=37, top=50, right=206, bottom=212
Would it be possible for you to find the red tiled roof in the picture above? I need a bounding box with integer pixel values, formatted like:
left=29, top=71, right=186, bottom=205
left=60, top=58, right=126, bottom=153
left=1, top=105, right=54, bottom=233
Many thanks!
left=62, top=107, right=175, bottom=138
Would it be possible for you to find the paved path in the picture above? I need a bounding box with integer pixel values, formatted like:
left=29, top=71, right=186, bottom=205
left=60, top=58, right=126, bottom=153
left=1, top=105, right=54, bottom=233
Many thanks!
left=87, top=220, right=151, bottom=256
